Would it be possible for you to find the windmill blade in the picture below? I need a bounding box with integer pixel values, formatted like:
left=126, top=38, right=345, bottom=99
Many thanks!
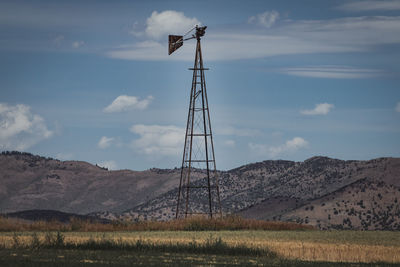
left=168, top=35, right=183, bottom=55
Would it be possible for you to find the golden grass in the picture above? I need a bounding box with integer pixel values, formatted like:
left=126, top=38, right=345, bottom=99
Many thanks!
left=1, top=231, right=399, bottom=263
left=265, top=241, right=400, bottom=263
left=0, top=215, right=312, bottom=231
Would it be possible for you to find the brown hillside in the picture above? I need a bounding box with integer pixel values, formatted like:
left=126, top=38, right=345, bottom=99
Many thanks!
left=1, top=151, right=399, bottom=230
left=0, top=151, right=203, bottom=214
left=121, top=157, right=400, bottom=230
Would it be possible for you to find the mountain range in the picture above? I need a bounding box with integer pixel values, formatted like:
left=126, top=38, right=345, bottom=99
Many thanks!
left=1, top=151, right=399, bottom=230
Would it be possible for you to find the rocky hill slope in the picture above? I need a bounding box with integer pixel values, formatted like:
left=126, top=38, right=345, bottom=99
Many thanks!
left=1, top=151, right=399, bottom=230
left=0, top=151, right=203, bottom=214
left=119, top=157, right=400, bottom=230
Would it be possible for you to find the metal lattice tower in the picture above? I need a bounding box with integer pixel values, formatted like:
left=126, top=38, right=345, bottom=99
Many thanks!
left=169, top=26, right=222, bottom=219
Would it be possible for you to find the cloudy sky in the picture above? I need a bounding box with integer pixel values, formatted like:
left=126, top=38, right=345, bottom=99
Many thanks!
left=1, top=0, right=400, bottom=170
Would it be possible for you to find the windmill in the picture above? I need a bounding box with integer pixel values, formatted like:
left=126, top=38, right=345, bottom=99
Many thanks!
left=169, top=25, right=222, bottom=219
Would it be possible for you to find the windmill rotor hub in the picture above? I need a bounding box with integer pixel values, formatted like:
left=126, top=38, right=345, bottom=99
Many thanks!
left=168, top=25, right=207, bottom=55
left=195, top=26, right=207, bottom=40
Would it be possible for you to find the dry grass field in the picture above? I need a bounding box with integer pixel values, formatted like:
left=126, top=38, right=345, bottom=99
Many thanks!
left=0, top=215, right=312, bottom=231
left=0, top=216, right=399, bottom=265
left=1, top=230, right=400, bottom=264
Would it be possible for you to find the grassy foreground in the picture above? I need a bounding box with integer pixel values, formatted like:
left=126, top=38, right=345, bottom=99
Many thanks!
left=0, top=217, right=399, bottom=265
left=2, top=249, right=397, bottom=267
left=1, top=230, right=400, bottom=265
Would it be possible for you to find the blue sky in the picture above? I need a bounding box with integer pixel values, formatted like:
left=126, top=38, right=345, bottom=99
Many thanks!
left=1, top=0, right=400, bottom=170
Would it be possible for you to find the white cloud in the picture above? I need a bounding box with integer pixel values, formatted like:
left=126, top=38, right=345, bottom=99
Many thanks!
left=396, top=102, right=400, bottom=112
left=248, top=10, right=280, bottom=28
left=338, top=0, right=400, bottom=11
left=0, top=103, right=53, bottom=150
left=107, top=15, right=400, bottom=61
left=145, top=10, right=200, bottom=39
left=108, top=32, right=343, bottom=61
left=107, top=41, right=172, bottom=61
left=223, top=140, right=236, bottom=147
left=98, top=136, right=114, bottom=149
left=249, top=137, right=308, bottom=158
left=97, top=160, right=118, bottom=170
left=130, top=124, right=184, bottom=156
left=301, top=103, right=334, bottom=115
left=279, top=66, right=384, bottom=79
left=104, top=95, right=153, bottom=113
left=72, top=41, right=84, bottom=48
left=283, top=16, right=400, bottom=47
